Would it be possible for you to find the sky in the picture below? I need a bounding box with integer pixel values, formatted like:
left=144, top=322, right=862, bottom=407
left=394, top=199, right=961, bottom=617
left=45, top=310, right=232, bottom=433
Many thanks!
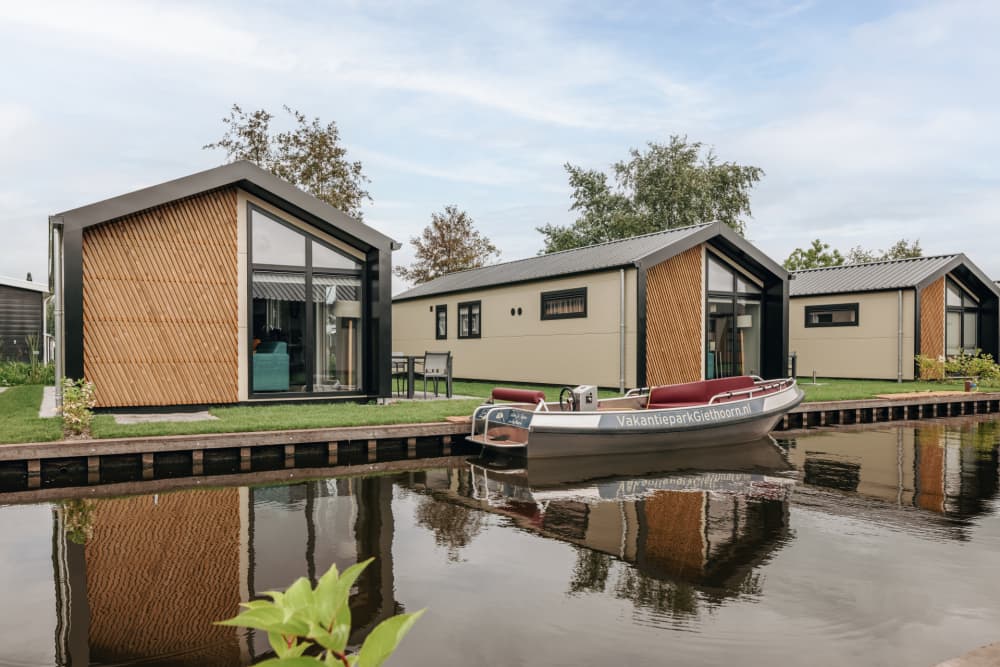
left=1, top=0, right=998, bottom=295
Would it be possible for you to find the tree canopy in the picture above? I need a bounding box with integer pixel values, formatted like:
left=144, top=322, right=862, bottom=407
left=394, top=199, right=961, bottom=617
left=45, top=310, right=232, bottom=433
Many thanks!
left=784, top=238, right=922, bottom=270
left=204, top=104, right=370, bottom=219
left=394, top=206, right=500, bottom=285
left=537, top=136, right=764, bottom=253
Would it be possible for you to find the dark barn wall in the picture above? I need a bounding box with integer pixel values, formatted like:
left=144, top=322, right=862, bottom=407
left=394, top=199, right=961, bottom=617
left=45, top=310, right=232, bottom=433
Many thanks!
left=0, top=284, right=44, bottom=362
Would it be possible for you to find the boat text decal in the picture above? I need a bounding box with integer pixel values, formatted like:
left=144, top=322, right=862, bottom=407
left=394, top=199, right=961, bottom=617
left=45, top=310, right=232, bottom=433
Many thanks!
left=606, top=402, right=757, bottom=429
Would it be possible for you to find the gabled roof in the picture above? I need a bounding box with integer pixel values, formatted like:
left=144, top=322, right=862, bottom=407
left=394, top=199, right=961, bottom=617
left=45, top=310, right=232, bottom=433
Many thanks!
left=394, top=221, right=785, bottom=301
left=789, top=254, right=998, bottom=297
left=50, top=160, right=395, bottom=252
left=0, top=275, right=48, bottom=294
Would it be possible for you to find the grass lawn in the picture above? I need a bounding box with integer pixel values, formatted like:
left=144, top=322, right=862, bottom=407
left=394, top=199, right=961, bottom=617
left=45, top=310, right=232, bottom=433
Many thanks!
left=0, top=378, right=990, bottom=445
left=796, top=377, right=975, bottom=402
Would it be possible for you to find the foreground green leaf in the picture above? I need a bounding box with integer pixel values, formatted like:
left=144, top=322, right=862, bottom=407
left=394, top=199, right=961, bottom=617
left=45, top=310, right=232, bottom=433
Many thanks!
left=356, top=609, right=426, bottom=667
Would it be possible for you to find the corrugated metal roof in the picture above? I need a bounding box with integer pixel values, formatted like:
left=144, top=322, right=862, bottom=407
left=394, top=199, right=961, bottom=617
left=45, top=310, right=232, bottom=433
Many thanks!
left=394, top=223, right=713, bottom=300
left=789, top=255, right=958, bottom=296
left=0, top=275, right=49, bottom=294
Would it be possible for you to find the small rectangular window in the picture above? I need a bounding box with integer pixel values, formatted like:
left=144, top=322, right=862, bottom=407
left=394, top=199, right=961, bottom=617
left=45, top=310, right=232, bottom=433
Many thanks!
left=805, top=303, right=859, bottom=327
left=458, top=301, right=481, bottom=338
left=541, top=288, right=587, bottom=320
left=435, top=305, right=447, bottom=340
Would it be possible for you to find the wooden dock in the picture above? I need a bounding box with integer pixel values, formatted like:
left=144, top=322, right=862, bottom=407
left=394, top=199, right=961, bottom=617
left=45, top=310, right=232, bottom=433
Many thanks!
left=776, top=391, right=1000, bottom=431
left=0, top=421, right=471, bottom=493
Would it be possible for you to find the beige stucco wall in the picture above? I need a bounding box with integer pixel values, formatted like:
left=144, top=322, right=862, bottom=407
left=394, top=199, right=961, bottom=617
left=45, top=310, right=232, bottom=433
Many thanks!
left=789, top=290, right=916, bottom=380
left=392, top=269, right=638, bottom=388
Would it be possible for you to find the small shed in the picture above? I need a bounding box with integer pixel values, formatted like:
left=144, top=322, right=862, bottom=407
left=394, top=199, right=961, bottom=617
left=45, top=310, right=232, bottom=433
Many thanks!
left=789, top=255, right=1000, bottom=380
left=0, top=275, right=48, bottom=363
left=392, top=222, right=789, bottom=389
left=50, top=161, right=396, bottom=408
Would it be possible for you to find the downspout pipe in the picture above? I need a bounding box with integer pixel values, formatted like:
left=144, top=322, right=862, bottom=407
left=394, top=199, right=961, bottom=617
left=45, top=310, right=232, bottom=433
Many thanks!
left=619, top=268, right=626, bottom=393
left=50, top=216, right=65, bottom=408
left=897, top=289, right=903, bottom=383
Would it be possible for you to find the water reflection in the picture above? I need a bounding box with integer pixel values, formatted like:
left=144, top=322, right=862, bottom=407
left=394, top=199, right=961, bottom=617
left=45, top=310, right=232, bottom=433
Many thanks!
left=402, top=439, right=796, bottom=619
left=0, top=420, right=997, bottom=665
left=780, top=418, right=1000, bottom=539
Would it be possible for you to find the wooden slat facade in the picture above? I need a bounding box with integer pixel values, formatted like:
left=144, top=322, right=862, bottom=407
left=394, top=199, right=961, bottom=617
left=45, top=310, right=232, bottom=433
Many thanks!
left=82, top=188, right=239, bottom=407
left=84, top=489, right=242, bottom=664
left=920, top=277, right=945, bottom=359
left=645, top=245, right=703, bottom=385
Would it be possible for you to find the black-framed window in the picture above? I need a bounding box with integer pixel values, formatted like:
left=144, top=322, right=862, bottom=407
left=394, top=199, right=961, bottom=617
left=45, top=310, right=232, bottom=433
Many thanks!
left=435, top=305, right=447, bottom=340
left=805, top=303, right=859, bottom=328
left=458, top=301, right=481, bottom=339
left=946, top=278, right=978, bottom=356
left=541, top=287, right=587, bottom=320
left=248, top=205, right=365, bottom=396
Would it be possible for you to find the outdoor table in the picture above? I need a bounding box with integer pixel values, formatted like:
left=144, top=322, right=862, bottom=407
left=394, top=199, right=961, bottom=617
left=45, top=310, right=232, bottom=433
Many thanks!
left=392, top=354, right=420, bottom=399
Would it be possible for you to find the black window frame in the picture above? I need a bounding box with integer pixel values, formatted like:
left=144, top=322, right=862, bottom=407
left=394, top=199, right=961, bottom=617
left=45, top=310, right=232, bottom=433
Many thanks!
left=457, top=300, right=482, bottom=339
left=804, top=303, right=859, bottom=328
left=540, top=287, right=588, bottom=320
left=247, top=203, right=366, bottom=398
left=945, top=278, right=978, bottom=356
left=435, top=304, right=447, bottom=340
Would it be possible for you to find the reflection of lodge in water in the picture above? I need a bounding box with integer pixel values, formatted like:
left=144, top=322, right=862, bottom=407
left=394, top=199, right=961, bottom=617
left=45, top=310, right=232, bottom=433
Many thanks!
left=49, top=477, right=399, bottom=666
left=404, top=463, right=793, bottom=609
left=783, top=420, right=1000, bottom=527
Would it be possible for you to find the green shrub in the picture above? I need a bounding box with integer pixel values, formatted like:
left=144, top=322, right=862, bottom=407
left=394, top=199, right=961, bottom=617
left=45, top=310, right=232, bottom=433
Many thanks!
left=218, top=558, right=423, bottom=666
left=60, top=378, right=96, bottom=436
left=915, top=354, right=945, bottom=381
left=0, top=361, right=55, bottom=386
left=944, top=351, right=1000, bottom=381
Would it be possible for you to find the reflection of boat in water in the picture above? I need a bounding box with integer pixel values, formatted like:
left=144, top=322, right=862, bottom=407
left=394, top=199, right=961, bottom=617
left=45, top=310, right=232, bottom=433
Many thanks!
left=467, top=376, right=804, bottom=458
left=405, top=438, right=795, bottom=601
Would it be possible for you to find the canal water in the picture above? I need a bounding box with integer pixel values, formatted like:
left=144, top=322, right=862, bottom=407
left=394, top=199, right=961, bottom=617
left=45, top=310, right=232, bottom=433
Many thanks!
left=1, top=418, right=998, bottom=666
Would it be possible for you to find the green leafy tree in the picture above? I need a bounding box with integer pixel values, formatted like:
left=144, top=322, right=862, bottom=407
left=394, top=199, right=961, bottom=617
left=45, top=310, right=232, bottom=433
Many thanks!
left=846, top=238, right=922, bottom=264
left=537, top=136, right=764, bottom=253
left=204, top=104, right=370, bottom=219
left=783, top=239, right=845, bottom=270
left=785, top=237, right=922, bottom=270
left=218, top=558, right=424, bottom=666
left=394, top=205, right=500, bottom=284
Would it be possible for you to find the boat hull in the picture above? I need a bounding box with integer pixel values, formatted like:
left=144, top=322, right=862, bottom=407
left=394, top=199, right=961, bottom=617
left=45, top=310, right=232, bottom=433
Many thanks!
left=468, top=384, right=803, bottom=459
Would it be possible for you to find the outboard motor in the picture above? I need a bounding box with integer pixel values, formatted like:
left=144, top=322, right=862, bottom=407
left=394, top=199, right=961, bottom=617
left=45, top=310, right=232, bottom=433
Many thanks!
left=571, top=385, right=597, bottom=412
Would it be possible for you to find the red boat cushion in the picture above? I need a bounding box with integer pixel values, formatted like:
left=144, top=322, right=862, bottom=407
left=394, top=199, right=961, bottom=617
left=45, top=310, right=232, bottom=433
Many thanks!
left=646, top=376, right=757, bottom=408
left=491, top=387, right=546, bottom=405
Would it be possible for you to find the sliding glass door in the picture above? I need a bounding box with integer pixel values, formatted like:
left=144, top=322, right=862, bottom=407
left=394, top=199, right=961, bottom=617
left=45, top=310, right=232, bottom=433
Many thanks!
left=250, top=207, right=364, bottom=395
left=706, top=254, right=762, bottom=378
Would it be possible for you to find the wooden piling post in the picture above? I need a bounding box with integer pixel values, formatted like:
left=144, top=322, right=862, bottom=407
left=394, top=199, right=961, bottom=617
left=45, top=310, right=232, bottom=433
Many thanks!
left=240, top=447, right=252, bottom=472
left=142, top=453, right=155, bottom=480
left=407, top=437, right=417, bottom=458
left=27, top=460, right=40, bottom=489
left=88, top=456, right=101, bottom=484
left=285, top=444, right=296, bottom=468
left=192, top=450, right=204, bottom=476
left=368, top=440, right=378, bottom=462
left=442, top=435, right=452, bottom=456
left=328, top=442, right=338, bottom=466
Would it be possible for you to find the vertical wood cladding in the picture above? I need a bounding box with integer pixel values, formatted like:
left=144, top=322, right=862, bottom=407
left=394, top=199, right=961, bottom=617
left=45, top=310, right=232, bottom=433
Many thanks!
left=645, top=245, right=703, bottom=385
left=84, top=489, right=242, bottom=664
left=83, top=188, right=238, bottom=406
left=641, top=490, right=706, bottom=578
left=920, top=277, right=945, bottom=359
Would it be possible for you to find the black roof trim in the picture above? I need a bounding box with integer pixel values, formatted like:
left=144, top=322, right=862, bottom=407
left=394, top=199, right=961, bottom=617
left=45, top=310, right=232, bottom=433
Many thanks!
left=49, top=161, right=394, bottom=252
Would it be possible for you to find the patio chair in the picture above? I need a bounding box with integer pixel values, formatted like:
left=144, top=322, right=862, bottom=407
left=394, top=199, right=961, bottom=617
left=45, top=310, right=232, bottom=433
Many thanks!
left=417, top=351, right=452, bottom=398
left=391, top=352, right=408, bottom=397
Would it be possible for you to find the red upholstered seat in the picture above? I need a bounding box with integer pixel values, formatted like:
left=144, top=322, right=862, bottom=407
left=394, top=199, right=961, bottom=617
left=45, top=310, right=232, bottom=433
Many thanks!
left=491, top=387, right=546, bottom=405
left=646, top=376, right=758, bottom=409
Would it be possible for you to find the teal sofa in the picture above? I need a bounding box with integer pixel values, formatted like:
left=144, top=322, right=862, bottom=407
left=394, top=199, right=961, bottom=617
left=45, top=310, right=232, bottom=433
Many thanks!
left=253, top=341, right=290, bottom=392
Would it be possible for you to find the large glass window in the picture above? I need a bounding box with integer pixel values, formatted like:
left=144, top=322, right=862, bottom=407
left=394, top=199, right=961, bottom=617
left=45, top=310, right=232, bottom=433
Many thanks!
left=435, top=305, right=447, bottom=340
left=706, top=254, right=762, bottom=378
left=945, top=278, right=978, bottom=356
left=250, top=208, right=364, bottom=395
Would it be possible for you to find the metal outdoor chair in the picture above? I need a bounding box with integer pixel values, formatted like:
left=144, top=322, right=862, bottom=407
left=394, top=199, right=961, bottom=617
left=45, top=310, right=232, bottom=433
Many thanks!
left=391, top=352, right=408, bottom=397
left=417, top=351, right=452, bottom=398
